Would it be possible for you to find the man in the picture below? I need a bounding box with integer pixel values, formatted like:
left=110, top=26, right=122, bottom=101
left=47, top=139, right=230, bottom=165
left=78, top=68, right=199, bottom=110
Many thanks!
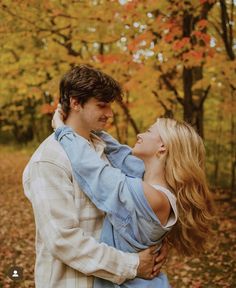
left=23, top=65, right=167, bottom=288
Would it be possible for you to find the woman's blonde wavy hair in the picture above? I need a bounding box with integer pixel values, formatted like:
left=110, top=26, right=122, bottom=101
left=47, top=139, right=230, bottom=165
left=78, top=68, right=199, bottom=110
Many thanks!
left=156, top=118, right=214, bottom=256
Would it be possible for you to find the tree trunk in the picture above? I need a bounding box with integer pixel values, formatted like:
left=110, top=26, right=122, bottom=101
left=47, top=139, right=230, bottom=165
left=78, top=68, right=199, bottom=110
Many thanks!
left=219, top=0, right=235, bottom=60
left=232, top=162, right=236, bottom=197
left=230, top=89, right=236, bottom=197
left=195, top=107, right=204, bottom=138
left=183, top=67, right=194, bottom=124
left=214, top=112, right=223, bottom=187
left=181, top=1, right=215, bottom=137
left=182, top=42, right=205, bottom=138
left=218, top=0, right=235, bottom=194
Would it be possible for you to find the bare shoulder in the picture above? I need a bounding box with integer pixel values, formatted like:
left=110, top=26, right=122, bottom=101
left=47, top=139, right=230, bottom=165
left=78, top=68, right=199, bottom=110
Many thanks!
left=142, top=182, right=171, bottom=225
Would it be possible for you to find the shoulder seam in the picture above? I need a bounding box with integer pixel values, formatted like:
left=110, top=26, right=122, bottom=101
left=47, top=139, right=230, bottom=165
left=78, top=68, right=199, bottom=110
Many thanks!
left=31, top=160, right=72, bottom=178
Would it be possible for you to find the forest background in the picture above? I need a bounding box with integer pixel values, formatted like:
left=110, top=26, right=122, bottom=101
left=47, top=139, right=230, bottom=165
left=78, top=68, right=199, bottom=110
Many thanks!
left=0, top=0, right=235, bottom=287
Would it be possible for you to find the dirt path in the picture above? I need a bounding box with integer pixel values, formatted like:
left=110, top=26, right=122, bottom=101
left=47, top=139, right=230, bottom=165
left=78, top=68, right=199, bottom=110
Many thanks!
left=0, top=149, right=35, bottom=288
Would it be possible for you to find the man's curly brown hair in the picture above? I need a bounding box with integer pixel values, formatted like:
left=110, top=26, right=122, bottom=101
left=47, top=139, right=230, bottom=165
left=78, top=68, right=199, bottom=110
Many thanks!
left=59, top=65, right=123, bottom=115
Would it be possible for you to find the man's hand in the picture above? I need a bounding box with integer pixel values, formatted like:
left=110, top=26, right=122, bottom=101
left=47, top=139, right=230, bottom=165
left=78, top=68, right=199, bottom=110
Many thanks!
left=137, top=241, right=169, bottom=280
left=137, top=245, right=158, bottom=279
left=151, top=239, right=169, bottom=277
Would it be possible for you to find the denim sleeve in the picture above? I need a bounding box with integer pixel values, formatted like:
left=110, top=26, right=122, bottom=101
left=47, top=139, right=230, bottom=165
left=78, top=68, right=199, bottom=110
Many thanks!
left=94, top=131, right=145, bottom=179
left=55, top=126, right=144, bottom=222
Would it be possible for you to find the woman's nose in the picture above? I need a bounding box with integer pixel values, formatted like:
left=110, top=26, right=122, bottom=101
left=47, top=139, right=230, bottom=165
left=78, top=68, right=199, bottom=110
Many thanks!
left=137, top=134, right=142, bottom=139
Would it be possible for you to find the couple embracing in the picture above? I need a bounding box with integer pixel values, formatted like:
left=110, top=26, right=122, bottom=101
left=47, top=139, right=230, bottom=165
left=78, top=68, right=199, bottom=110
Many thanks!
left=23, top=65, right=214, bottom=288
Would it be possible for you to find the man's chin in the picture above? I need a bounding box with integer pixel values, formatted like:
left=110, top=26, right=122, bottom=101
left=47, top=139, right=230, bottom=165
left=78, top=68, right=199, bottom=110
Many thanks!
left=97, top=122, right=108, bottom=130
left=92, top=126, right=105, bottom=132
left=92, top=128, right=103, bottom=132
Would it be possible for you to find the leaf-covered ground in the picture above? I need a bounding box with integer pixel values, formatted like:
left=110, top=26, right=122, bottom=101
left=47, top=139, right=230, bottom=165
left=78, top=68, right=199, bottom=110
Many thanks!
left=0, top=149, right=235, bottom=288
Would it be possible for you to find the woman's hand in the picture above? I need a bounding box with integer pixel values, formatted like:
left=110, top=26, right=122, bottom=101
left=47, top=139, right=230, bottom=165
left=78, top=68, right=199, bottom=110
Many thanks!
left=52, top=104, right=65, bottom=130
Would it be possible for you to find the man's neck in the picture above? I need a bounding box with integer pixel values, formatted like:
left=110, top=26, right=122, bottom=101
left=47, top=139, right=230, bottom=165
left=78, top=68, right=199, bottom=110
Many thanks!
left=65, top=115, right=91, bottom=140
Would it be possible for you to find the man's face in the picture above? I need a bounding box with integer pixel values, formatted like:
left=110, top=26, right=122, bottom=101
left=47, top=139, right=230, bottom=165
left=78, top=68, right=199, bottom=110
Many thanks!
left=78, top=98, right=113, bottom=131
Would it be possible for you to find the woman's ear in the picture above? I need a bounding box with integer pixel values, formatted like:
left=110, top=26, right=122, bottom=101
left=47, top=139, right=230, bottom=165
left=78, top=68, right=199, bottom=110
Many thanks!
left=156, top=143, right=166, bottom=158
left=70, top=97, right=80, bottom=111
left=159, top=143, right=166, bottom=153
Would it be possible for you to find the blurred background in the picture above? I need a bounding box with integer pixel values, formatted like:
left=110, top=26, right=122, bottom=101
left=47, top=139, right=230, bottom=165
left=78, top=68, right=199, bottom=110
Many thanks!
left=0, top=0, right=235, bottom=287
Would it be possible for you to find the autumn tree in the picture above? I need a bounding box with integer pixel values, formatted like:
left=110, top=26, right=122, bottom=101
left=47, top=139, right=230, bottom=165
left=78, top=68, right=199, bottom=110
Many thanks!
left=0, top=0, right=235, bottom=189
left=208, top=0, right=236, bottom=193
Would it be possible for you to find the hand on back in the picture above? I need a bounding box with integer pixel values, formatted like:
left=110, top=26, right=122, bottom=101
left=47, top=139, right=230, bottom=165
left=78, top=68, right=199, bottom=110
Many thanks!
left=137, top=240, right=168, bottom=279
left=52, top=104, right=65, bottom=130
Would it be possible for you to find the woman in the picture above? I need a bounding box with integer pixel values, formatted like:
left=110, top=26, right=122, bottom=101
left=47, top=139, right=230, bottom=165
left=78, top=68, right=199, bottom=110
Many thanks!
left=53, top=112, right=214, bottom=288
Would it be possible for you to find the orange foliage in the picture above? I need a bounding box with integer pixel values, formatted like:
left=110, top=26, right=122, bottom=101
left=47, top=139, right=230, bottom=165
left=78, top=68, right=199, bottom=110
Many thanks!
left=197, top=19, right=208, bottom=30
left=123, top=79, right=138, bottom=92
left=95, top=54, right=120, bottom=64
left=201, top=33, right=211, bottom=44
left=164, top=27, right=182, bottom=44
left=207, top=48, right=215, bottom=57
left=192, top=31, right=211, bottom=45
left=164, top=33, right=174, bottom=43
left=127, top=32, right=154, bottom=52
left=182, top=50, right=204, bottom=66
left=41, top=102, right=58, bottom=115
left=124, top=0, right=139, bottom=11
left=173, top=37, right=190, bottom=51
left=199, top=0, right=208, bottom=4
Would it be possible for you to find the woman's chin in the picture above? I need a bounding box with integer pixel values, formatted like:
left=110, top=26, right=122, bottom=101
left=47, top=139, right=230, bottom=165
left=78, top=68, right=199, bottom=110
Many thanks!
left=132, top=147, right=140, bottom=158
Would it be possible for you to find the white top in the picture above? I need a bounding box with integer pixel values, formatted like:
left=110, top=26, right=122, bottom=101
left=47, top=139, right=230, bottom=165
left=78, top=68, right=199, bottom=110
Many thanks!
left=151, top=184, right=178, bottom=228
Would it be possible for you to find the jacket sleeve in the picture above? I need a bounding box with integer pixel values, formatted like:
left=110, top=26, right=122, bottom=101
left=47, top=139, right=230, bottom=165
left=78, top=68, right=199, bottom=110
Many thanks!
left=94, top=131, right=145, bottom=179
left=23, top=156, right=139, bottom=284
left=54, top=126, right=144, bottom=222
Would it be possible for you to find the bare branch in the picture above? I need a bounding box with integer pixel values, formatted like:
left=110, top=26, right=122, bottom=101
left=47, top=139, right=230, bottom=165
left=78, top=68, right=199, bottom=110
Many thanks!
left=199, top=84, right=211, bottom=108
left=152, top=90, right=174, bottom=118
left=117, top=100, right=140, bottom=135
left=6, top=49, right=20, bottom=62
left=230, top=83, right=236, bottom=91
left=208, top=19, right=222, bottom=38
left=160, top=74, right=184, bottom=106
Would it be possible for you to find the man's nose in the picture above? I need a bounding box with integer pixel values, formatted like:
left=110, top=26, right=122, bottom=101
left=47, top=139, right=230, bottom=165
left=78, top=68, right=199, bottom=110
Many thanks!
left=105, top=107, right=113, bottom=118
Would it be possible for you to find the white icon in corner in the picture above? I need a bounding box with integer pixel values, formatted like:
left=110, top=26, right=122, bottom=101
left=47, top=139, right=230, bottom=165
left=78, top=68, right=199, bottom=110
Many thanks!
left=12, top=270, right=19, bottom=278
left=7, top=266, right=23, bottom=281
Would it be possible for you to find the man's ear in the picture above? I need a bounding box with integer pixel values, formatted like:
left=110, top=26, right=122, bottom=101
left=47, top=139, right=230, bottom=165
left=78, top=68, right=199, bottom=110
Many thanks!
left=70, top=97, right=81, bottom=111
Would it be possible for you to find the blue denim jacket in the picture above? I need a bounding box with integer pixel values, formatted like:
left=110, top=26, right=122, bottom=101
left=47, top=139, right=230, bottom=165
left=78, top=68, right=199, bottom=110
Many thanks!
left=55, top=127, right=174, bottom=288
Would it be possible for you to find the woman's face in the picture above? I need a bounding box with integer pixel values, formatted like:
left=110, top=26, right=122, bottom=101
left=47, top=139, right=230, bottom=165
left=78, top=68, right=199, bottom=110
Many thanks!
left=132, top=122, right=165, bottom=159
